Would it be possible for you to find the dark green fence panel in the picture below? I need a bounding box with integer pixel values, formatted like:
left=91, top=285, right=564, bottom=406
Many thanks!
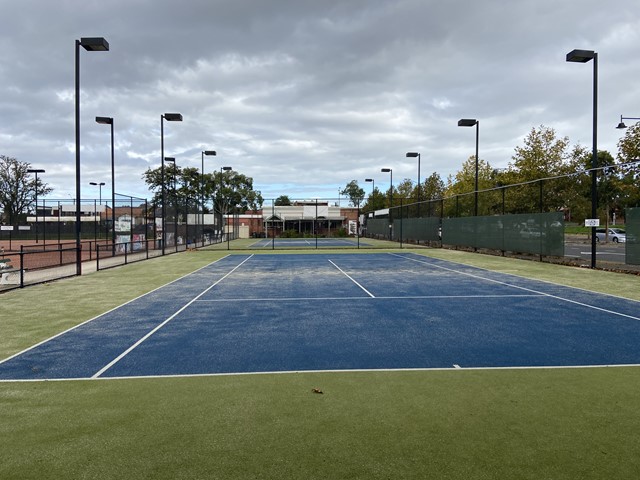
left=626, top=208, right=640, bottom=265
left=442, top=212, right=564, bottom=256
left=366, top=218, right=390, bottom=238
left=394, top=217, right=440, bottom=243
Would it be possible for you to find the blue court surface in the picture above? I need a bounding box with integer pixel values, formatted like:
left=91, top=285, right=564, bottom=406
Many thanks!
left=1, top=252, right=639, bottom=381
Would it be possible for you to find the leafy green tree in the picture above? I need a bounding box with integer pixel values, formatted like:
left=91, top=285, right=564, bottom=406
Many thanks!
left=616, top=121, right=640, bottom=211
left=275, top=195, right=292, bottom=206
left=340, top=180, right=365, bottom=207
left=143, top=165, right=263, bottom=216
left=362, top=187, right=386, bottom=212
left=444, top=156, right=495, bottom=216
left=0, top=155, right=52, bottom=224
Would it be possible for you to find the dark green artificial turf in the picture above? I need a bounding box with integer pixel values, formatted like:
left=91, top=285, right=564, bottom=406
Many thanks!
left=1, top=369, right=639, bottom=479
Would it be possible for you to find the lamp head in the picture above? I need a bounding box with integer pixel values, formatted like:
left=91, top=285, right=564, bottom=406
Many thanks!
left=80, top=37, right=109, bottom=51
left=566, top=49, right=595, bottom=63
left=95, top=116, right=113, bottom=125
left=381, top=168, right=391, bottom=173
left=458, top=118, right=478, bottom=127
left=203, top=150, right=217, bottom=156
left=406, top=152, right=419, bottom=158
left=163, top=113, right=183, bottom=122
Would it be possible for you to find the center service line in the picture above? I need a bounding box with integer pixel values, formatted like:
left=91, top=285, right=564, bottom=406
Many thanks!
left=92, top=255, right=255, bottom=379
left=328, top=259, right=375, bottom=298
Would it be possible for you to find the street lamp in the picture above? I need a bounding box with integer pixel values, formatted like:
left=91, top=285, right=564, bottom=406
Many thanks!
left=95, top=116, right=115, bottom=251
left=364, top=178, right=375, bottom=195
left=566, top=48, right=598, bottom=269
left=89, top=182, right=105, bottom=204
left=616, top=115, right=640, bottom=129
left=457, top=118, right=479, bottom=216
left=164, top=157, right=177, bottom=250
left=75, top=36, right=109, bottom=275
left=27, top=169, right=45, bottom=243
left=381, top=168, right=393, bottom=207
left=161, top=113, right=182, bottom=255
left=220, top=166, right=232, bottom=243
left=201, top=150, right=216, bottom=247
left=405, top=151, right=421, bottom=199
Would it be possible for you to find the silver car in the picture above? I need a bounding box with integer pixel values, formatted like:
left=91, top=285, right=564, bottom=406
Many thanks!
left=595, top=228, right=626, bottom=243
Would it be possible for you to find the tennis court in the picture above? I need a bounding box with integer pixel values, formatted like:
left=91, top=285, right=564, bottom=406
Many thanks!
left=1, top=252, right=639, bottom=381
left=249, top=237, right=371, bottom=248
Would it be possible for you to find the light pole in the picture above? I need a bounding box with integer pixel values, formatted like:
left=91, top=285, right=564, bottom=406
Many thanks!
left=364, top=178, right=375, bottom=196
left=381, top=168, right=393, bottom=207
left=27, top=168, right=45, bottom=243
left=89, top=181, right=105, bottom=204
left=160, top=113, right=183, bottom=255
left=164, top=157, right=177, bottom=250
left=95, top=116, right=115, bottom=251
left=406, top=152, right=421, bottom=216
left=220, top=166, right=232, bottom=243
left=566, top=49, right=598, bottom=269
left=616, top=115, right=640, bottom=129
left=75, top=37, right=109, bottom=275
left=457, top=119, right=479, bottom=216
left=201, top=150, right=216, bottom=247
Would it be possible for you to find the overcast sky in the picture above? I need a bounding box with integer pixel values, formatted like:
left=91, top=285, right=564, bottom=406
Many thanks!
left=1, top=0, right=639, bottom=202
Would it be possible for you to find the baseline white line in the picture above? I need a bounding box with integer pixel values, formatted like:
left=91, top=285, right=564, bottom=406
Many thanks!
left=0, top=254, right=233, bottom=367
left=194, top=294, right=543, bottom=303
left=92, top=254, right=254, bottom=378
left=4, top=362, right=640, bottom=383
left=328, top=259, right=375, bottom=298
left=389, top=252, right=640, bottom=322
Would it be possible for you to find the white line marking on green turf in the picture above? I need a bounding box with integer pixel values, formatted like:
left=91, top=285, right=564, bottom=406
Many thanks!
left=4, top=363, right=640, bottom=383
left=0, top=254, right=235, bottom=368
left=389, top=253, right=640, bottom=322
left=92, top=255, right=254, bottom=379
left=328, top=259, right=375, bottom=298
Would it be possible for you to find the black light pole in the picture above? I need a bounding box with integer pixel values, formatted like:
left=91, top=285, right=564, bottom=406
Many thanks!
left=201, top=150, right=216, bottom=247
left=89, top=181, right=105, bottom=204
left=220, top=166, right=232, bottom=244
left=164, top=157, right=177, bottom=250
left=566, top=49, right=598, bottom=269
left=75, top=37, right=109, bottom=275
left=95, top=116, right=115, bottom=250
left=381, top=168, right=393, bottom=207
left=616, top=115, right=640, bottom=129
left=365, top=178, right=375, bottom=196
left=458, top=119, right=479, bottom=216
left=160, top=113, right=183, bottom=255
left=406, top=152, right=421, bottom=216
left=27, top=169, right=45, bottom=243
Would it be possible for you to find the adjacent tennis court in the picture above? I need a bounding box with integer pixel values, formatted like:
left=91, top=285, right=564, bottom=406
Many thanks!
left=1, top=252, right=639, bottom=381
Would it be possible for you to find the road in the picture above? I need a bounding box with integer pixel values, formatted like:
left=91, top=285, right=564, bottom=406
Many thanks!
left=565, top=242, right=626, bottom=264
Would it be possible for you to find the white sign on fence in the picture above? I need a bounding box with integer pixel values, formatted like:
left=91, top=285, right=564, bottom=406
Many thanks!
left=584, top=219, right=600, bottom=227
left=1, top=226, right=14, bottom=231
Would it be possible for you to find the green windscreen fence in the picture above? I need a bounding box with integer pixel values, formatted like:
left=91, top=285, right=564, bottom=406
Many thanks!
left=626, top=207, right=640, bottom=265
left=366, top=218, right=390, bottom=238
left=393, top=217, right=440, bottom=243
left=442, top=212, right=564, bottom=257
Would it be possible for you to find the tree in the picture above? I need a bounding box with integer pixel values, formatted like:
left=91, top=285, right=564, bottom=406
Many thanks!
left=340, top=180, right=365, bottom=207
left=616, top=121, right=640, bottom=211
left=275, top=195, right=292, bottom=206
left=0, top=155, right=52, bottom=224
left=143, top=165, right=263, bottom=216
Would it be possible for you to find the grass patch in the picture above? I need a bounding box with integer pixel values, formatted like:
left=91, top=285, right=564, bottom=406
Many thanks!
left=1, top=248, right=640, bottom=479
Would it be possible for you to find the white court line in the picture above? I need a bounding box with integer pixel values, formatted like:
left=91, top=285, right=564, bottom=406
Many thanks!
left=328, top=259, right=375, bottom=298
left=389, top=252, right=640, bottom=322
left=0, top=254, right=233, bottom=368
left=92, top=255, right=254, bottom=378
left=195, top=294, right=543, bottom=302
left=4, top=362, right=640, bottom=383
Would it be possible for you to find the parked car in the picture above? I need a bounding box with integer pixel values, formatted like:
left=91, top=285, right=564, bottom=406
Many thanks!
left=595, top=228, right=626, bottom=243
